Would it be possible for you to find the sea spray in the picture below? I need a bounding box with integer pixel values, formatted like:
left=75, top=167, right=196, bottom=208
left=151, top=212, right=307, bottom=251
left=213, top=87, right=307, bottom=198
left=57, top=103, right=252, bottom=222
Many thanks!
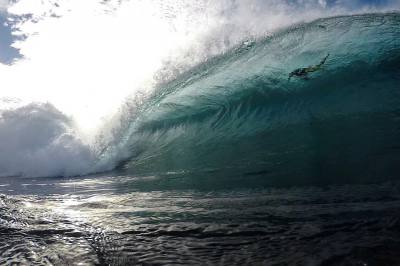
left=0, top=103, right=94, bottom=177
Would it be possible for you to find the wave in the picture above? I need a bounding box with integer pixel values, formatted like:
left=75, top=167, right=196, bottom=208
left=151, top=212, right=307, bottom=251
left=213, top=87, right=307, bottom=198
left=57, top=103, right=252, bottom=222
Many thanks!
left=1, top=12, right=399, bottom=183
left=96, top=12, right=400, bottom=185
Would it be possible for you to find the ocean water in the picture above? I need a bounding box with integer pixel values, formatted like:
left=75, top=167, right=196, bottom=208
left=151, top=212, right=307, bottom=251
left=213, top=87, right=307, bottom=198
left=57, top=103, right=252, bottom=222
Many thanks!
left=1, top=12, right=400, bottom=265
left=2, top=176, right=400, bottom=265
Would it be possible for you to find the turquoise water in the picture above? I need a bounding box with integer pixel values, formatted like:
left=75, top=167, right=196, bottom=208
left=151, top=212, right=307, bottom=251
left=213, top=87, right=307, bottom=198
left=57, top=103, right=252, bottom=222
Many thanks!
left=98, top=13, right=400, bottom=186
left=1, top=13, right=400, bottom=265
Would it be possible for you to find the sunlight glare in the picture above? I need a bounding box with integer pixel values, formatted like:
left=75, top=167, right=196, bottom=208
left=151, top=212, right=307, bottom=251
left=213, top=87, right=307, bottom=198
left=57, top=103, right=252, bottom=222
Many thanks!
left=1, top=0, right=183, bottom=134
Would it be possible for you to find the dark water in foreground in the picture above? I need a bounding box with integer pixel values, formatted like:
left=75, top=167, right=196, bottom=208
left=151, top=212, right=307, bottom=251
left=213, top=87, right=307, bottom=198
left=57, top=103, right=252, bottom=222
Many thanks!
left=1, top=175, right=400, bottom=265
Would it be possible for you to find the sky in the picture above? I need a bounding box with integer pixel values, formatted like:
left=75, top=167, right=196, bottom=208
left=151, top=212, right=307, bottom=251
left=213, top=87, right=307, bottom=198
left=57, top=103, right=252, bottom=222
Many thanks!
left=0, top=0, right=399, bottom=135
left=0, top=15, right=20, bottom=63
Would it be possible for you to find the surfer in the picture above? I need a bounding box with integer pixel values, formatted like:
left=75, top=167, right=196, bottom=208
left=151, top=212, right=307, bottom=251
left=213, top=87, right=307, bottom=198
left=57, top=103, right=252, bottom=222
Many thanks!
left=288, top=54, right=329, bottom=81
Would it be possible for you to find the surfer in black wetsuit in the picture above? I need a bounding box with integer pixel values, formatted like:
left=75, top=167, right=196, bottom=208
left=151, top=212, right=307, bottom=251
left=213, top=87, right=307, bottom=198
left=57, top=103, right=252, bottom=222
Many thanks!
left=288, top=54, right=330, bottom=81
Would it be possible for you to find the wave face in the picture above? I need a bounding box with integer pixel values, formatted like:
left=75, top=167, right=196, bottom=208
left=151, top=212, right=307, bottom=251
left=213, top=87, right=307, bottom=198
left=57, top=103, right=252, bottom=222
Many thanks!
left=98, top=13, right=400, bottom=186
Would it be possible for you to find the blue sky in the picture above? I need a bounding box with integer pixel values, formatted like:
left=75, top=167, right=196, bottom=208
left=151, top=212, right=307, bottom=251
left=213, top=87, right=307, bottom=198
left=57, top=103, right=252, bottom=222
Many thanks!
left=0, top=15, right=21, bottom=64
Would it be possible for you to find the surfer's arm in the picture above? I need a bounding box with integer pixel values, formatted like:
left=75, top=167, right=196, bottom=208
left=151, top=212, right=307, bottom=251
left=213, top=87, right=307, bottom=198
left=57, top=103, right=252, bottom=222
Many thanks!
left=305, top=54, right=330, bottom=73
left=316, top=53, right=330, bottom=67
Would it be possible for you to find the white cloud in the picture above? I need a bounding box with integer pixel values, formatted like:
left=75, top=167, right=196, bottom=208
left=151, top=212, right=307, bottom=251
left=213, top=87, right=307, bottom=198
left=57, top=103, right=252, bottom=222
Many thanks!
left=0, top=0, right=9, bottom=12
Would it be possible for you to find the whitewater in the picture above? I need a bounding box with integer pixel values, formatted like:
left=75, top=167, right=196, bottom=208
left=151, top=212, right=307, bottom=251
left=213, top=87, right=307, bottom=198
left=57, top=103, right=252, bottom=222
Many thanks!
left=1, top=0, right=400, bottom=264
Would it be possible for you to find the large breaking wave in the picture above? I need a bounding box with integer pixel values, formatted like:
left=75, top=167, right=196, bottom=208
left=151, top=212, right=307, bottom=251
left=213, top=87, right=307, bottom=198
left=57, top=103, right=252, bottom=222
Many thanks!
left=1, top=12, right=399, bottom=183
left=97, top=13, right=400, bottom=185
